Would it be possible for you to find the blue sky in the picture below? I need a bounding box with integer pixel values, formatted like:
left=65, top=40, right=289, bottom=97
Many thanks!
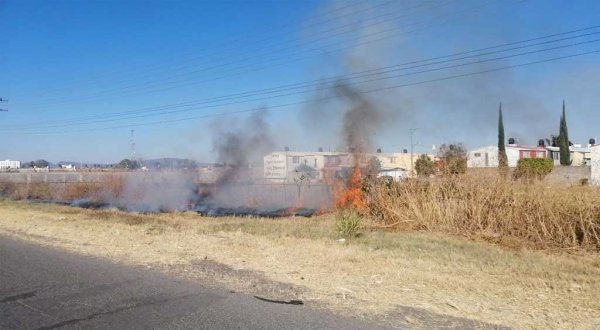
left=1, top=0, right=599, bottom=163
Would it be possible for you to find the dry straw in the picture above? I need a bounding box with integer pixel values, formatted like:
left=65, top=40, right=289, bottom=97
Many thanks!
left=367, top=172, right=600, bottom=251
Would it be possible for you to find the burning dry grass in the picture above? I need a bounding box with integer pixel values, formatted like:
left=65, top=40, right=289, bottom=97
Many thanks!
left=367, top=172, right=600, bottom=251
left=1, top=199, right=599, bottom=329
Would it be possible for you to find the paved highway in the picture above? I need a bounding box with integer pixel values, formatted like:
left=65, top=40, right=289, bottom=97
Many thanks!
left=0, top=236, right=389, bottom=330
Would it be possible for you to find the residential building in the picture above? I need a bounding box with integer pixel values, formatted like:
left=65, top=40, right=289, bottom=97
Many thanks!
left=264, top=149, right=434, bottom=181
left=0, top=160, right=21, bottom=170
left=264, top=151, right=351, bottom=182
left=467, top=146, right=500, bottom=168
left=371, top=152, right=434, bottom=177
left=467, top=145, right=547, bottom=168
left=546, top=145, right=591, bottom=166
left=591, top=145, right=600, bottom=185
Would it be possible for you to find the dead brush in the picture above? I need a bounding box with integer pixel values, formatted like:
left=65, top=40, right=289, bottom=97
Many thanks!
left=366, top=172, right=600, bottom=251
left=0, top=174, right=127, bottom=202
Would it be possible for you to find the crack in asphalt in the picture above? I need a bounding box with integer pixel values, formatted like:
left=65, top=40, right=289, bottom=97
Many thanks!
left=0, top=290, right=37, bottom=303
left=33, top=293, right=201, bottom=330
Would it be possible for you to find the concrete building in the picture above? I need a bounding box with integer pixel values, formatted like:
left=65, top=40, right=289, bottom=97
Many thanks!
left=264, top=149, right=434, bottom=181
left=467, top=146, right=500, bottom=168
left=0, top=160, right=21, bottom=170
left=591, top=145, right=600, bottom=185
left=371, top=152, right=433, bottom=177
left=546, top=145, right=592, bottom=166
left=264, top=151, right=352, bottom=182
left=467, top=145, right=547, bottom=168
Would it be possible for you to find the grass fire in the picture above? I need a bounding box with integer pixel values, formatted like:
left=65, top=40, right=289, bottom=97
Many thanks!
left=2, top=1, right=600, bottom=328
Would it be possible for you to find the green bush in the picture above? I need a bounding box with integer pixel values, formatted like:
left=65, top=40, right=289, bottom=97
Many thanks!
left=513, top=158, right=553, bottom=181
left=336, top=208, right=362, bottom=239
left=415, top=154, right=436, bottom=177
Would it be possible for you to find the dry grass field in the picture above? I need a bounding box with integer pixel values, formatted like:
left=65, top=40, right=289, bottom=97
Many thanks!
left=368, top=172, right=600, bottom=251
left=1, top=199, right=599, bottom=329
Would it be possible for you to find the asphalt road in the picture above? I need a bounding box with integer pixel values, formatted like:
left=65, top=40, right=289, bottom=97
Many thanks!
left=0, top=236, right=390, bottom=330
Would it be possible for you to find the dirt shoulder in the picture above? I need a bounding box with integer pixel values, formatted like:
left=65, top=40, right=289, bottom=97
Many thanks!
left=1, top=200, right=599, bottom=329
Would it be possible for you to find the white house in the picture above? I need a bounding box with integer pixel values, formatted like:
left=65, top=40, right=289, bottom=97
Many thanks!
left=546, top=145, right=591, bottom=166
left=467, top=145, right=548, bottom=168
left=591, top=145, right=600, bottom=185
left=264, top=151, right=352, bottom=182
left=0, top=160, right=21, bottom=170
left=467, top=146, right=500, bottom=168
left=263, top=149, right=427, bottom=181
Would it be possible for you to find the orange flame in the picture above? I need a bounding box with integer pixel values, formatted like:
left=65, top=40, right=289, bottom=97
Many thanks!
left=335, top=166, right=366, bottom=210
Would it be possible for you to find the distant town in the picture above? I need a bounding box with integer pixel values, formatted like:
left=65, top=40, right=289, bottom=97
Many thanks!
left=3, top=136, right=599, bottom=184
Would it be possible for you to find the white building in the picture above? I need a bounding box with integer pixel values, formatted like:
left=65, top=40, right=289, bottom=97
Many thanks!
left=591, top=145, right=600, bottom=185
left=264, top=151, right=351, bottom=182
left=467, top=145, right=548, bottom=168
left=546, top=145, right=592, bottom=166
left=264, top=148, right=438, bottom=181
left=377, top=168, right=407, bottom=182
left=467, top=146, right=501, bottom=168
left=371, top=152, right=435, bottom=177
left=0, top=160, right=21, bottom=170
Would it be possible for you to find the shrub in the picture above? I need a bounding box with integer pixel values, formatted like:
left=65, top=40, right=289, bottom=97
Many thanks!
left=513, top=158, right=553, bottom=182
left=336, top=208, right=362, bottom=239
left=415, top=154, right=435, bottom=177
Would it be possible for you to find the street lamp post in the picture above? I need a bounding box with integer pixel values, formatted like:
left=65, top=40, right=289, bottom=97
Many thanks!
left=409, top=128, right=420, bottom=177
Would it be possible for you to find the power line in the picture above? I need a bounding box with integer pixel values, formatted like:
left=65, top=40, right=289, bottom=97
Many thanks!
left=6, top=29, right=598, bottom=130
left=10, top=49, right=600, bottom=135
left=12, top=0, right=394, bottom=99
left=0, top=97, right=7, bottom=112
left=20, top=0, right=488, bottom=106
left=18, top=25, right=598, bottom=126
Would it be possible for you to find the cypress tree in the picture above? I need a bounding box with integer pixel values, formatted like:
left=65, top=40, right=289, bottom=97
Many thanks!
left=498, top=103, right=508, bottom=173
left=558, top=100, right=571, bottom=166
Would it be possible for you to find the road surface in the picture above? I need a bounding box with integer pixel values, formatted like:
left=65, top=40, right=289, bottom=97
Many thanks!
left=0, top=236, right=389, bottom=329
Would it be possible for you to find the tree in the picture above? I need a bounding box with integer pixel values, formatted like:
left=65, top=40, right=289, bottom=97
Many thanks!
left=117, top=159, right=139, bottom=169
left=558, top=100, right=571, bottom=166
left=438, top=143, right=467, bottom=175
left=33, top=159, right=49, bottom=168
left=545, top=134, right=559, bottom=147
left=497, top=103, right=508, bottom=174
left=415, top=154, right=435, bottom=177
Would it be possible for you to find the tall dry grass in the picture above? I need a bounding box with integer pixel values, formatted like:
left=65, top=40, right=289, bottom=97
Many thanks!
left=367, top=172, right=600, bottom=251
left=0, top=175, right=125, bottom=201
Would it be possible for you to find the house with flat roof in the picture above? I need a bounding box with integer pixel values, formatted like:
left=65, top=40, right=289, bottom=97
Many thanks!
left=467, top=144, right=547, bottom=168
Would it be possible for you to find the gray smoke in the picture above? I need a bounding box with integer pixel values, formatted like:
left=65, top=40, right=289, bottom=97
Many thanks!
left=298, top=0, right=598, bottom=150
left=335, top=82, right=384, bottom=153
left=213, top=109, right=274, bottom=166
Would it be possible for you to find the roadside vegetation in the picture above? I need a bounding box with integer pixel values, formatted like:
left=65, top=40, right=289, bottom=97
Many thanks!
left=0, top=199, right=598, bottom=329
left=366, top=171, right=600, bottom=251
left=1, top=165, right=600, bottom=328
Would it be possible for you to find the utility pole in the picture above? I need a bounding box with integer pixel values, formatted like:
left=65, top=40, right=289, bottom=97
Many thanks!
left=409, top=128, right=420, bottom=177
left=130, top=129, right=136, bottom=161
